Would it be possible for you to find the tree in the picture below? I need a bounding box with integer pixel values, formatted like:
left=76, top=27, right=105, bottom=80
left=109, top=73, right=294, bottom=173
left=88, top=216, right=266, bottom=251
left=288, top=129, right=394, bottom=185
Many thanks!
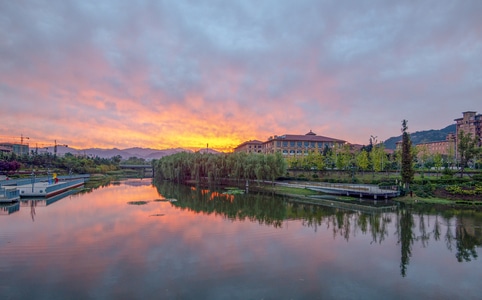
left=371, top=143, right=386, bottom=173
left=355, top=150, right=369, bottom=174
left=418, top=144, right=429, bottom=178
left=457, top=131, right=479, bottom=177
left=433, top=153, right=443, bottom=177
left=401, top=120, right=414, bottom=191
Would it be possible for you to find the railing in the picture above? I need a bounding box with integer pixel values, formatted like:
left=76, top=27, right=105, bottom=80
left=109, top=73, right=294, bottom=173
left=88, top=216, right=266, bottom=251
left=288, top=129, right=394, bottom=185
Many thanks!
left=45, top=179, right=84, bottom=194
left=0, top=187, right=20, bottom=200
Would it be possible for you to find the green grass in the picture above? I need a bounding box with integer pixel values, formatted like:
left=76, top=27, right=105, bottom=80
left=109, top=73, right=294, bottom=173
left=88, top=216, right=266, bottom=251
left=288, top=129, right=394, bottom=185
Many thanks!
left=272, top=186, right=319, bottom=196
left=396, top=196, right=454, bottom=205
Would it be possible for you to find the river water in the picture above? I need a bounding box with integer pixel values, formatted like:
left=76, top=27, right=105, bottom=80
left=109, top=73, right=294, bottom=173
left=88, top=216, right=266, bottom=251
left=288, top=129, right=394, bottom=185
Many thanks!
left=1, top=179, right=481, bottom=299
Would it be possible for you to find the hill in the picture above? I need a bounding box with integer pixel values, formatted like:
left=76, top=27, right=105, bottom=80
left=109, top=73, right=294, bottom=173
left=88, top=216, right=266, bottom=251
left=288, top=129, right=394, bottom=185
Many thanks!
left=44, top=146, right=220, bottom=160
left=384, top=124, right=456, bottom=150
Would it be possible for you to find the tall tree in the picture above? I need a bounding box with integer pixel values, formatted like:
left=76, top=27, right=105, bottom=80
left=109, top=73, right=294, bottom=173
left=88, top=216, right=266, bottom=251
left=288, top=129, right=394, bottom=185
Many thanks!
left=355, top=150, right=369, bottom=174
left=433, top=153, right=443, bottom=178
left=401, top=120, right=414, bottom=191
left=457, top=131, right=479, bottom=177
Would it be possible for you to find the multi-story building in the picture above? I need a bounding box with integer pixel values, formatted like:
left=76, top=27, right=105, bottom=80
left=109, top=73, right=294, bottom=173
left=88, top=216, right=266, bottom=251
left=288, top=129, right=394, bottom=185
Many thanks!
left=235, top=130, right=345, bottom=156
left=455, top=111, right=482, bottom=146
left=233, top=140, right=264, bottom=153
left=0, top=143, right=29, bottom=156
left=415, top=133, right=456, bottom=160
left=264, top=130, right=345, bottom=155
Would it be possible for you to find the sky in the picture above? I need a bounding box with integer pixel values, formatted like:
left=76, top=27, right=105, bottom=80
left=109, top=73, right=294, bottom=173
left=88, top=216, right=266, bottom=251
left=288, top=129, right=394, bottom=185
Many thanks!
left=1, top=0, right=481, bottom=152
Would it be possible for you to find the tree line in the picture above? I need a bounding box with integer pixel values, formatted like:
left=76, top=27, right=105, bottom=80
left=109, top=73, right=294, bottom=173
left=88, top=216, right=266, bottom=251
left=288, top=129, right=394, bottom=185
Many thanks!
left=153, top=151, right=287, bottom=185
left=0, top=151, right=148, bottom=175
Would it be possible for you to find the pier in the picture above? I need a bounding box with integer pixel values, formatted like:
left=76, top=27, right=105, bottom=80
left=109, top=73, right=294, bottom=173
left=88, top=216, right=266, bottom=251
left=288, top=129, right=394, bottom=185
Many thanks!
left=276, top=181, right=400, bottom=199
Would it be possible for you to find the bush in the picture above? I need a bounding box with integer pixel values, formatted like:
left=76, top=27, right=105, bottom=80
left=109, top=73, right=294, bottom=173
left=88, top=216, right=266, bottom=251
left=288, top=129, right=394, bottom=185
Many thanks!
left=445, top=184, right=482, bottom=196
left=472, top=174, right=482, bottom=182
left=442, top=168, right=454, bottom=177
left=411, top=184, right=435, bottom=198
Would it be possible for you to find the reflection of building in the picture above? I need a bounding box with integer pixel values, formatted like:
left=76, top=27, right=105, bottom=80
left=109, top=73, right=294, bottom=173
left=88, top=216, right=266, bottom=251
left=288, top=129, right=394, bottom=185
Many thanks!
left=455, top=111, right=482, bottom=146
left=233, top=140, right=263, bottom=153
left=0, top=143, right=29, bottom=156
left=235, top=130, right=345, bottom=155
left=456, top=217, right=482, bottom=254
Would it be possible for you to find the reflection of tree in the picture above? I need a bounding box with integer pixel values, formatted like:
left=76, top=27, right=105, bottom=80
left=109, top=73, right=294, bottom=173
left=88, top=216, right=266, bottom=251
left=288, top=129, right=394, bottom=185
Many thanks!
left=455, top=226, right=479, bottom=262
left=30, top=200, right=37, bottom=222
left=154, top=181, right=288, bottom=228
left=397, top=209, right=415, bottom=277
left=418, top=212, right=430, bottom=248
left=455, top=215, right=480, bottom=262
left=154, top=181, right=482, bottom=273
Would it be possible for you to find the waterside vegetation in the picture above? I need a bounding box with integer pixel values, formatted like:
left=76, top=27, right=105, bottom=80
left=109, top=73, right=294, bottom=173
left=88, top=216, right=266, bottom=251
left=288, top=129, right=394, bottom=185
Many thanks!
left=153, top=120, right=481, bottom=208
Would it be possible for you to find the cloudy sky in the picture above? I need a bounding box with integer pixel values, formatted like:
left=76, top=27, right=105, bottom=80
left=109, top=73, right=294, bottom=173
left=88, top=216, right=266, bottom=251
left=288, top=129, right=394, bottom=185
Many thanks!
left=1, top=0, right=481, bottom=151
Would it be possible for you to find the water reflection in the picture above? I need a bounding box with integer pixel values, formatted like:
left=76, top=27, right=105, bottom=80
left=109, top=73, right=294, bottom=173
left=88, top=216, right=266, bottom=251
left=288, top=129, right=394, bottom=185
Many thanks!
left=0, top=180, right=480, bottom=299
left=155, top=181, right=482, bottom=277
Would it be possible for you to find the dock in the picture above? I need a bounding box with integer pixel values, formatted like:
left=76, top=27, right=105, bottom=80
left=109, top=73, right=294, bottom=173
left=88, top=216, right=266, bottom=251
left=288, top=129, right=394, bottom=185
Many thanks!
left=16, top=178, right=85, bottom=197
left=276, top=181, right=400, bottom=199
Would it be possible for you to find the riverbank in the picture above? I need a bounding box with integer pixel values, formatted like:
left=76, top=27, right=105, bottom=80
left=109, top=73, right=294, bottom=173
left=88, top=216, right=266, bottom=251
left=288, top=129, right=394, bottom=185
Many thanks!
left=253, top=181, right=482, bottom=211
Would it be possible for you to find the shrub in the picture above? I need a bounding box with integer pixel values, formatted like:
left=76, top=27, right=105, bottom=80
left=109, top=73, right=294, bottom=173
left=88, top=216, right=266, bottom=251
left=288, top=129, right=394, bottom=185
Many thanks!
left=411, top=184, right=435, bottom=198
left=472, top=174, right=482, bottom=182
left=445, top=184, right=482, bottom=195
left=442, top=168, right=454, bottom=177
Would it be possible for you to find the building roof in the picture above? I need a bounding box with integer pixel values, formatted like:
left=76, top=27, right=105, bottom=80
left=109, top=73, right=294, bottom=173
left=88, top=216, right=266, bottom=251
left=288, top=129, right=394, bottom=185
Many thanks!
left=234, top=140, right=263, bottom=150
left=269, top=131, right=345, bottom=143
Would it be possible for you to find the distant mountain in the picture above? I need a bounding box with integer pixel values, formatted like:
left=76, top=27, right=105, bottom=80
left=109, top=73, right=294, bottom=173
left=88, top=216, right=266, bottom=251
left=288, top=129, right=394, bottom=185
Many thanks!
left=384, top=124, right=456, bottom=150
left=43, top=145, right=221, bottom=160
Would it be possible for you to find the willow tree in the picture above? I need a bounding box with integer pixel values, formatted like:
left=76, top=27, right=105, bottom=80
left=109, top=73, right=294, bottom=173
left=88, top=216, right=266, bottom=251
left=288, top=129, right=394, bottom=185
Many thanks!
left=401, top=120, right=414, bottom=191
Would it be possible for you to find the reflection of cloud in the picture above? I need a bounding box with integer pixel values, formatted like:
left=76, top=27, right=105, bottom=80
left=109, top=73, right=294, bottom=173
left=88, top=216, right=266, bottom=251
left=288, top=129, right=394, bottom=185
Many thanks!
left=2, top=181, right=482, bottom=298
left=1, top=1, right=481, bottom=150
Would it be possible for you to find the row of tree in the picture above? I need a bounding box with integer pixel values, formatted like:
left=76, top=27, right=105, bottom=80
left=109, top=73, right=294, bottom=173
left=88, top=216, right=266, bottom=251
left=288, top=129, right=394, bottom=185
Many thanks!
left=0, top=151, right=123, bottom=175
left=285, top=120, right=481, bottom=179
left=153, top=151, right=287, bottom=185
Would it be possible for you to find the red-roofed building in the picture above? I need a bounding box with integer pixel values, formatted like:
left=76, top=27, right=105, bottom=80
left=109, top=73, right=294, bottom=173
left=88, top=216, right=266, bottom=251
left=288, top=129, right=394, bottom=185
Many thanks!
left=233, top=140, right=264, bottom=153
left=235, top=130, right=345, bottom=155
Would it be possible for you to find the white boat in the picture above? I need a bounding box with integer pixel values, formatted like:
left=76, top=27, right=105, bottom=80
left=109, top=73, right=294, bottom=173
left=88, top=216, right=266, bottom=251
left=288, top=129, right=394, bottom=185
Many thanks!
left=17, top=178, right=84, bottom=197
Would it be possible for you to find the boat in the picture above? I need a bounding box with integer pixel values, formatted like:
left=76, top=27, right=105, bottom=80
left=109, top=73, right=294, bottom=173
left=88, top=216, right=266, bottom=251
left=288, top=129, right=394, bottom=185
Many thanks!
left=16, top=178, right=84, bottom=198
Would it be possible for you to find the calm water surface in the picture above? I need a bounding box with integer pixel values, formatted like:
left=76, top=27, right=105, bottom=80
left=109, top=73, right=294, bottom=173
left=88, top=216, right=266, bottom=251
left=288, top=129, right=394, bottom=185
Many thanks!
left=1, top=179, right=481, bottom=299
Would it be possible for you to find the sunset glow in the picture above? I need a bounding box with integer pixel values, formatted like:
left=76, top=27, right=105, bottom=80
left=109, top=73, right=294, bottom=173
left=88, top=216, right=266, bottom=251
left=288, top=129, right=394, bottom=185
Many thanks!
left=1, top=1, right=481, bottom=151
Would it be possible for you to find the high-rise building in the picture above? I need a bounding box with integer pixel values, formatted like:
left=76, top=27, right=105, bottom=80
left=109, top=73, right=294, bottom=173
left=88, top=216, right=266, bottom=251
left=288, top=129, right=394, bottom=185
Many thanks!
left=0, top=143, right=29, bottom=156
left=454, top=111, right=482, bottom=146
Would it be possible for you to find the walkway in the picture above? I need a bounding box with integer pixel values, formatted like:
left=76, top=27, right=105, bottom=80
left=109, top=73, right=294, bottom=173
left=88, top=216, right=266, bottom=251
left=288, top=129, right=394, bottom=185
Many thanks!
left=276, top=181, right=400, bottom=199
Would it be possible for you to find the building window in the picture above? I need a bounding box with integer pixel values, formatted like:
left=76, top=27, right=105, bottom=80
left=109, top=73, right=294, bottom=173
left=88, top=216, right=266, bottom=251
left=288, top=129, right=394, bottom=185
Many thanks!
left=283, top=141, right=288, bottom=147
left=290, top=141, right=295, bottom=147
